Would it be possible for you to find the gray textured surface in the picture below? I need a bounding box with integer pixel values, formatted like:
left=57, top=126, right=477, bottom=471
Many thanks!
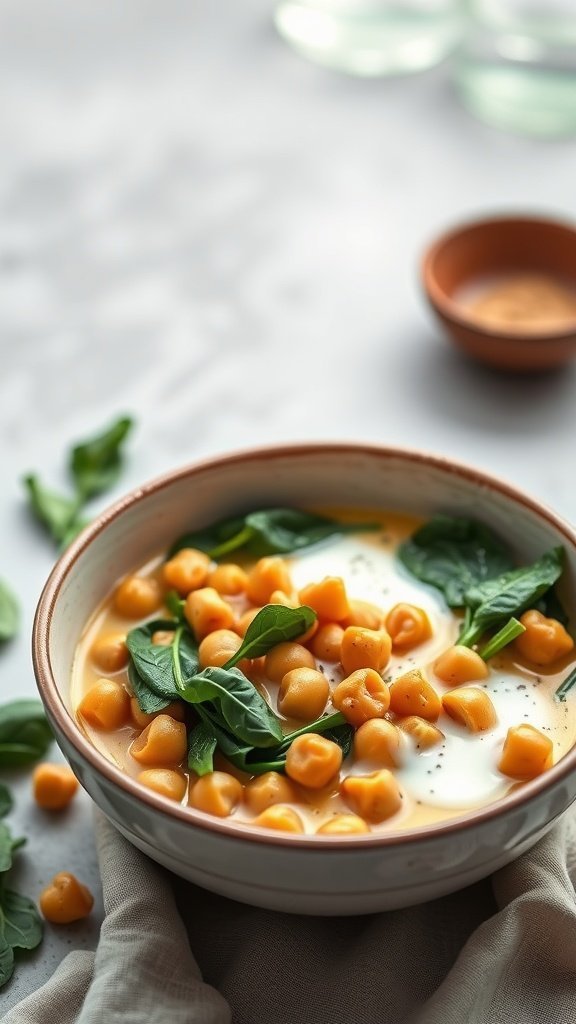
left=1, top=0, right=576, bottom=1011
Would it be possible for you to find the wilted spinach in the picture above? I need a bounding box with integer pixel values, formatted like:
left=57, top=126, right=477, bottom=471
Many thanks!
left=181, top=666, right=283, bottom=748
left=0, top=582, right=19, bottom=643
left=202, top=711, right=352, bottom=776
left=399, top=516, right=568, bottom=657
left=169, top=507, right=379, bottom=560
left=126, top=621, right=198, bottom=703
left=226, top=604, right=317, bottom=666
left=187, top=720, right=218, bottom=776
left=398, top=516, right=515, bottom=608
left=458, top=547, right=564, bottom=648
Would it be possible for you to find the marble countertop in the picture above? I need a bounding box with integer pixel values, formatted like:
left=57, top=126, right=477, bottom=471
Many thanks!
left=1, top=0, right=576, bottom=1010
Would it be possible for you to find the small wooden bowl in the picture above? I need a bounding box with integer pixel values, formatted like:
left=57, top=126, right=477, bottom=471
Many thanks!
left=422, top=215, right=576, bottom=371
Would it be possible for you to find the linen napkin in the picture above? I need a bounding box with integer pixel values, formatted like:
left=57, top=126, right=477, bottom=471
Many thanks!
left=4, top=806, right=576, bottom=1024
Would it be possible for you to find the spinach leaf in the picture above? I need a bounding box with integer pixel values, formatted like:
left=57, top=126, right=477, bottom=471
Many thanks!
left=556, top=666, right=576, bottom=702
left=0, top=889, right=43, bottom=951
left=0, top=936, right=14, bottom=989
left=126, top=621, right=198, bottom=702
left=0, top=582, right=19, bottom=643
left=169, top=508, right=378, bottom=560
left=187, top=720, right=217, bottom=776
left=459, top=547, right=564, bottom=648
left=0, top=701, right=52, bottom=768
left=24, top=415, right=134, bottom=549
left=399, top=516, right=515, bottom=608
left=478, top=617, right=525, bottom=661
left=0, top=824, right=13, bottom=873
left=205, top=711, right=352, bottom=775
left=71, top=416, right=133, bottom=501
left=181, top=666, right=283, bottom=748
left=226, top=605, right=317, bottom=667
left=127, top=664, right=172, bottom=715
left=0, top=786, right=12, bottom=819
left=23, top=475, right=82, bottom=547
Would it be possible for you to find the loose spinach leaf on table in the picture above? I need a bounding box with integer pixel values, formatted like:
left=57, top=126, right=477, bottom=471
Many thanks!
left=459, top=547, right=564, bottom=648
left=0, top=701, right=52, bottom=768
left=398, top=516, right=515, bottom=608
left=23, top=476, right=82, bottom=547
left=226, top=604, right=317, bottom=667
left=181, top=666, right=283, bottom=748
left=0, top=582, right=19, bottom=643
left=1, top=888, right=43, bottom=951
left=126, top=620, right=199, bottom=703
left=71, top=416, right=133, bottom=501
left=169, top=508, right=379, bottom=560
left=24, top=414, right=134, bottom=548
left=0, top=785, right=12, bottom=819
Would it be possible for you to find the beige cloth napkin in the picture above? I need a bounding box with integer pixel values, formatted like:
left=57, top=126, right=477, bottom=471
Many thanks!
left=4, top=807, right=576, bottom=1024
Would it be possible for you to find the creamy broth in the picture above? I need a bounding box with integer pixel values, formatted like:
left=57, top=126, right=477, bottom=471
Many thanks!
left=71, top=510, right=576, bottom=835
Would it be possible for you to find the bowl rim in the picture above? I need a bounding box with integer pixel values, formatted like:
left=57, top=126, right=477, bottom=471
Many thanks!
left=422, top=213, right=576, bottom=343
left=33, top=440, right=576, bottom=850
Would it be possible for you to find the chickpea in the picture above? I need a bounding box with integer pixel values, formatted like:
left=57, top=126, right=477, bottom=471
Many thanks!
left=343, top=600, right=385, bottom=631
left=78, top=679, right=130, bottom=731
left=332, top=668, right=390, bottom=728
left=386, top=603, right=432, bottom=651
left=184, top=587, right=234, bottom=640
left=130, top=714, right=187, bottom=766
left=130, top=697, right=185, bottom=730
left=311, top=623, right=345, bottom=662
left=442, top=686, right=497, bottom=733
left=207, top=563, right=248, bottom=596
left=189, top=771, right=243, bottom=817
left=498, top=724, right=553, bottom=780
left=244, top=772, right=298, bottom=814
left=253, top=805, right=304, bottom=833
left=114, top=575, right=162, bottom=619
left=33, top=764, right=78, bottom=810
left=90, top=632, right=129, bottom=673
left=199, top=629, right=246, bottom=669
left=278, top=668, right=329, bottom=722
left=340, top=626, right=392, bottom=675
left=269, top=590, right=297, bottom=607
left=40, top=872, right=94, bottom=924
left=397, top=716, right=444, bottom=751
left=354, top=718, right=402, bottom=767
left=285, top=734, right=343, bottom=789
left=340, top=769, right=403, bottom=824
left=434, top=646, right=489, bottom=686
left=246, top=557, right=293, bottom=605
left=162, top=548, right=211, bottom=596
left=388, top=669, right=441, bottom=722
left=299, top=577, right=351, bottom=622
left=514, top=610, right=574, bottom=666
left=317, top=815, right=369, bottom=835
left=265, top=642, right=316, bottom=683
left=138, top=769, right=187, bottom=802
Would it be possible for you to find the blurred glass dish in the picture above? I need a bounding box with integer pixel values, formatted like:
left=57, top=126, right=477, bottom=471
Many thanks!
left=454, top=0, right=576, bottom=136
left=274, top=0, right=464, bottom=76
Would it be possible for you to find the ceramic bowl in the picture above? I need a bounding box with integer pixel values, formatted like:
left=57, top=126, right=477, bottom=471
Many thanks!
left=33, top=443, right=576, bottom=915
left=422, top=215, right=576, bottom=371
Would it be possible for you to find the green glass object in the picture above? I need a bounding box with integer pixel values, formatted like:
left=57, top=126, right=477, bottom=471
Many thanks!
left=454, top=1, right=576, bottom=137
left=275, top=1, right=464, bottom=77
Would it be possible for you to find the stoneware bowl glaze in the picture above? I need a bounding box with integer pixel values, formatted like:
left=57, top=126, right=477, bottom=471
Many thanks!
left=33, top=444, right=576, bottom=915
left=422, top=215, right=576, bottom=371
